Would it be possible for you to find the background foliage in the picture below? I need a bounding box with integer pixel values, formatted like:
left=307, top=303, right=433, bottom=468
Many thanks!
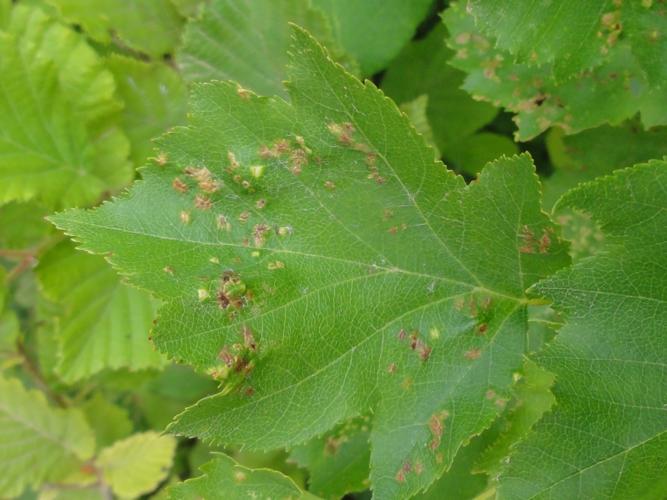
left=0, top=1, right=664, bottom=499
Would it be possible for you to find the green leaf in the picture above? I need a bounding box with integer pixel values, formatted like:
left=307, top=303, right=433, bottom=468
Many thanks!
left=399, top=95, right=440, bottom=159
left=499, top=161, right=667, bottom=499
left=0, top=375, right=95, bottom=497
left=289, top=416, right=371, bottom=497
left=474, top=360, right=555, bottom=477
left=444, top=2, right=666, bottom=141
left=106, top=55, right=187, bottom=165
left=47, top=0, right=184, bottom=58
left=0, top=202, right=52, bottom=249
left=0, top=4, right=132, bottom=208
left=382, top=24, right=497, bottom=152
left=178, top=0, right=350, bottom=98
left=312, top=0, right=432, bottom=75
left=467, top=0, right=667, bottom=84
left=170, top=0, right=205, bottom=18
left=544, top=123, right=667, bottom=207
left=51, top=27, right=568, bottom=498
left=445, top=133, right=519, bottom=176
left=36, top=241, right=165, bottom=383
left=96, top=431, right=176, bottom=498
left=80, top=393, right=133, bottom=450
left=416, top=432, right=494, bottom=500
left=169, top=454, right=318, bottom=500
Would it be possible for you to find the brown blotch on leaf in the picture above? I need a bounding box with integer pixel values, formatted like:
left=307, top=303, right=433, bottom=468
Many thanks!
left=195, top=195, right=212, bottom=210
left=428, top=410, right=450, bottom=451
left=172, top=177, right=188, bottom=193
left=242, top=326, right=257, bottom=351
left=217, top=214, right=231, bottom=231
left=324, top=180, right=336, bottom=190
left=387, top=363, right=397, bottom=374
left=464, top=348, right=481, bottom=361
left=180, top=210, right=191, bottom=224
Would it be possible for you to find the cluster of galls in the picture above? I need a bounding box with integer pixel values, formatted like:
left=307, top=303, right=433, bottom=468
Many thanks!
left=216, top=270, right=252, bottom=310
left=327, top=122, right=385, bottom=184
left=209, top=326, right=258, bottom=394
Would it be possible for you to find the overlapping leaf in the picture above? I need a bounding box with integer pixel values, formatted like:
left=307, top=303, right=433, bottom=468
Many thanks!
left=444, top=2, right=667, bottom=140
left=0, top=375, right=95, bottom=497
left=0, top=4, right=132, bottom=208
left=499, top=162, right=667, bottom=499
left=96, top=431, right=176, bottom=498
left=467, top=0, right=667, bottom=84
left=52, top=27, right=568, bottom=498
left=47, top=0, right=184, bottom=58
left=169, top=454, right=317, bottom=500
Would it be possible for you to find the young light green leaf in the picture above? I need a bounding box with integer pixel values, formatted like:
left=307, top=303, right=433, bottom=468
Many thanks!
left=178, top=0, right=350, bottom=97
left=289, top=416, right=371, bottom=497
left=382, top=24, right=497, bottom=152
left=169, top=454, right=318, bottom=500
left=544, top=123, right=667, bottom=207
left=106, top=55, right=187, bottom=165
left=499, top=161, right=667, bottom=499
left=51, top=27, right=568, bottom=498
left=0, top=375, right=95, bottom=497
left=96, top=431, right=176, bottom=498
left=312, top=0, right=432, bottom=75
left=36, top=241, right=165, bottom=383
left=467, top=0, right=667, bottom=84
left=444, top=2, right=666, bottom=141
left=80, top=393, right=133, bottom=450
left=47, top=0, right=184, bottom=58
left=0, top=4, right=132, bottom=208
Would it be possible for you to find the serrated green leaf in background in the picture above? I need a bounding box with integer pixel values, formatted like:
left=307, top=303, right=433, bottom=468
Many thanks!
left=178, top=0, right=349, bottom=98
left=51, top=27, right=569, bottom=498
left=36, top=241, right=165, bottom=383
left=312, top=0, right=433, bottom=76
left=382, top=24, right=497, bottom=153
left=0, top=375, right=95, bottom=497
left=444, top=2, right=667, bottom=141
left=467, top=0, right=667, bottom=85
left=106, top=55, right=187, bottom=165
left=80, top=393, right=133, bottom=450
left=543, top=123, right=667, bottom=207
left=169, top=453, right=318, bottom=500
left=47, top=0, right=184, bottom=58
left=0, top=4, right=132, bottom=208
left=289, top=416, right=371, bottom=498
left=96, top=431, right=176, bottom=498
left=499, top=161, right=667, bottom=499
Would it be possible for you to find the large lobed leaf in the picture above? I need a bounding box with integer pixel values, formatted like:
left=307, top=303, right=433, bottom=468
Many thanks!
left=0, top=375, right=95, bottom=497
left=444, top=2, right=667, bottom=141
left=52, top=27, right=569, bottom=498
left=499, top=162, right=667, bottom=499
